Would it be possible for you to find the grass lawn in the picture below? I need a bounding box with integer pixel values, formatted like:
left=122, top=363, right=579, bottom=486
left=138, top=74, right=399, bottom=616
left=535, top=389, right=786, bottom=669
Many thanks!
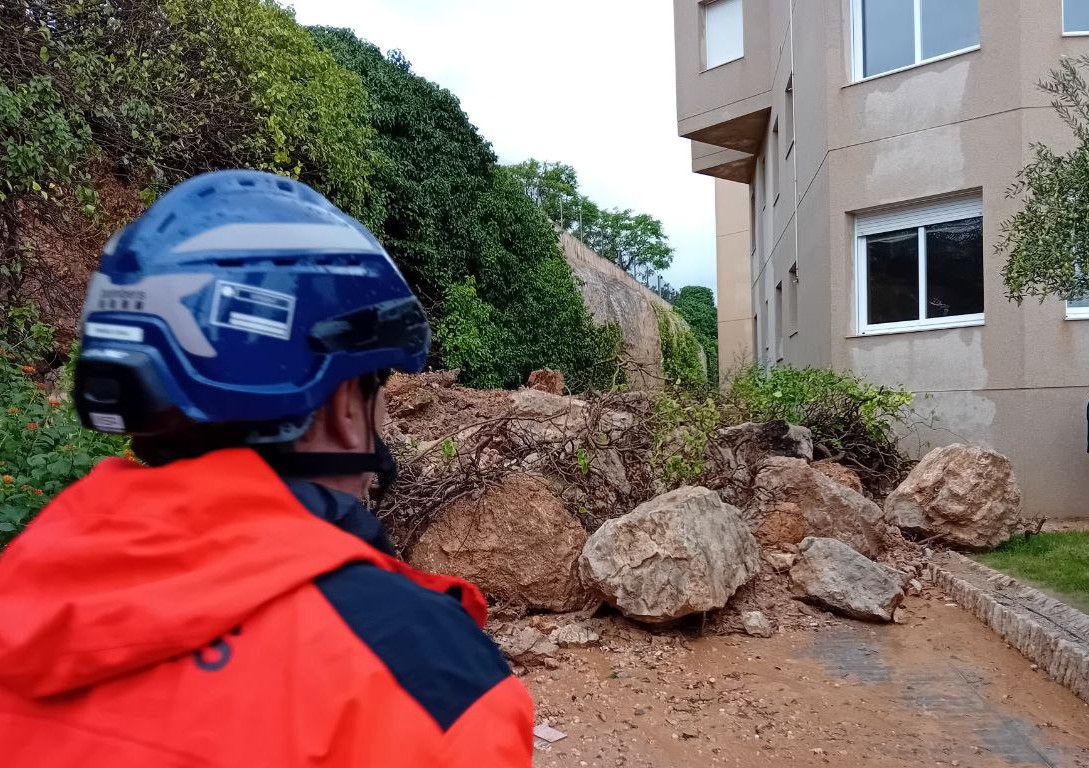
left=977, top=532, right=1089, bottom=613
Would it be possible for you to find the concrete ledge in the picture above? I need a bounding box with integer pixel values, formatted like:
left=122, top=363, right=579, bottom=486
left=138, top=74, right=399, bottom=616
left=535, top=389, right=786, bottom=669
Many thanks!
left=927, top=551, right=1089, bottom=703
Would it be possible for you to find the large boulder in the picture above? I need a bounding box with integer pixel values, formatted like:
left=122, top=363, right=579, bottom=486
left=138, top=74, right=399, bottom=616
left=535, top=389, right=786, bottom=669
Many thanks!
left=884, top=444, right=1024, bottom=550
left=409, top=474, right=590, bottom=612
left=717, top=421, right=814, bottom=469
left=507, top=388, right=634, bottom=443
left=751, top=457, right=887, bottom=557
left=579, top=486, right=760, bottom=624
left=790, top=537, right=908, bottom=622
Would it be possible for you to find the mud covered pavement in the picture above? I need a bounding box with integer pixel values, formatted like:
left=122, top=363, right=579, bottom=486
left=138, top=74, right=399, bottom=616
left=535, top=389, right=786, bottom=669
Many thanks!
left=526, top=590, right=1089, bottom=768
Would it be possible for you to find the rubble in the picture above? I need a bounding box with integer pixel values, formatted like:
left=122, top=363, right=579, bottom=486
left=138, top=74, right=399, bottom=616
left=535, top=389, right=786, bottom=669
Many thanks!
left=741, top=611, right=774, bottom=638
left=580, top=487, right=761, bottom=624
left=884, top=444, right=1024, bottom=550
left=751, top=457, right=888, bottom=557
left=790, top=537, right=909, bottom=622
left=494, top=626, right=559, bottom=667
left=549, top=623, right=601, bottom=648
left=812, top=459, right=865, bottom=496
left=527, top=368, right=565, bottom=395
left=409, top=473, right=590, bottom=612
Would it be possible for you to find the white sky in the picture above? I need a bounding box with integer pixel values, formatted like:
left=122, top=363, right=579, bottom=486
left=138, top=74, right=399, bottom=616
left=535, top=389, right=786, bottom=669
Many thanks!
left=288, top=0, right=717, bottom=293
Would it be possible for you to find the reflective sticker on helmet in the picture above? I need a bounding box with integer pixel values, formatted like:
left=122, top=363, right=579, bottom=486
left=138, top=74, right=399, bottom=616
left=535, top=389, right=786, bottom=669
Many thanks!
left=85, top=322, right=145, bottom=343
left=89, top=412, right=126, bottom=432
left=210, top=281, right=296, bottom=341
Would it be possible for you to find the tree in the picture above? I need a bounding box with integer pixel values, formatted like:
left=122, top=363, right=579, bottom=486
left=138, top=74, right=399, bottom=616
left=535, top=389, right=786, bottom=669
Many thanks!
left=1000, top=55, right=1089, bottom=303
left=509, top=158, right=675, bottom=284
left=671, top=286, right=718, bottom=387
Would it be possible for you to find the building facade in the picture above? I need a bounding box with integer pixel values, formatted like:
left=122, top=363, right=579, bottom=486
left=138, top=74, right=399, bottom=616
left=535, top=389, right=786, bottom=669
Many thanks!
left=674, top=0, right=1089, bottom=518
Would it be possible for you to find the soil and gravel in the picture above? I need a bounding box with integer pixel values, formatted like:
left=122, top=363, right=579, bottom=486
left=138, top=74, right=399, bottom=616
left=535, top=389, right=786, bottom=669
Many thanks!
left=524, top=588, right=1089, bottom=768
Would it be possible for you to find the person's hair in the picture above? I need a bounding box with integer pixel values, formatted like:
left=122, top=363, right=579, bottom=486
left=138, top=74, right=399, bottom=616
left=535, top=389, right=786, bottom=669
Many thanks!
left=132, top=370, right=389, bottom=466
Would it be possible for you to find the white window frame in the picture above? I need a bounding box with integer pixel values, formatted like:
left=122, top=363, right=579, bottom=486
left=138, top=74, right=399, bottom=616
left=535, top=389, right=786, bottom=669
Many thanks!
left=854, top=195, right=984, bottom=336
left=701, top=0, right=745, bottom=72
left=1066, top=299, right=1089, bottom=319
left=850, top=0, right=981, bottom=83
left=1064, top=0, right=1089, bottom=35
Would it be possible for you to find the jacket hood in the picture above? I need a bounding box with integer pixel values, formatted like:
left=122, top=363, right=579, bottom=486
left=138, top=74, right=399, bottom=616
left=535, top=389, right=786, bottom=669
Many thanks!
left=0, top=449, right=383, bottom=699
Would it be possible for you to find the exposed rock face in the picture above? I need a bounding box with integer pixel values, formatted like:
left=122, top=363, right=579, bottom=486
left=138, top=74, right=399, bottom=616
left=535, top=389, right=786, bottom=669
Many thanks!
left=579, top=486, right=760, bottom=624
left=527, top=368, right=565, bottom=395
left=409, top=474, right=589, bottom=612
left=790, top=537, right=908, bottom=622
left=884, top=444, right=1024, bottom=550
left=812, top=460, right=865, bottom=496
left=752, top=457, right=887, bottom=557
left=561, top=232, right=705, bottom=389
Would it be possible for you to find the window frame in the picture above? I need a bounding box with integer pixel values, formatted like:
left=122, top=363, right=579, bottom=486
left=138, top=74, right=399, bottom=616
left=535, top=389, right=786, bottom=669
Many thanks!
left=1066, top=299, right=1089, bottom=320
left=849, top=0, right=981, bottom=82
left=1064, top=0, right=1089, bottom=35
left=854, top=195, right=984, bottom=336
left=700, top=0, right=745, bottom=72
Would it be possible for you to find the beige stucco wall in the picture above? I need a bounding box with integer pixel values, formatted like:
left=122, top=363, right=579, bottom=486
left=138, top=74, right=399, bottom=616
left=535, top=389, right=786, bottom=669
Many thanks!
left=714, top=179, right=753, bottom=374
left=676, top=0, right=1089, bottom=518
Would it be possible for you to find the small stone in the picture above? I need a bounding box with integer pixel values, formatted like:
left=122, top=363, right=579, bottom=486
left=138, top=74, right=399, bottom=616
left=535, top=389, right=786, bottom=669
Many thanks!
left=906, top=579, right=923, bottom=596
left=741, top=611, right=774, bottom=638
left=549, top=623, right=601, bottom=648
left=765, top=552, right=797, bottom=572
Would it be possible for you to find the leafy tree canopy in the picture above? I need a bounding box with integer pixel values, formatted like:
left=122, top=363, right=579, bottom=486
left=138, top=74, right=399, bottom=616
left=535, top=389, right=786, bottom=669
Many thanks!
left=1001, top=55, right=1089, bottom=304
left=671, top=286, right=718, bottom=387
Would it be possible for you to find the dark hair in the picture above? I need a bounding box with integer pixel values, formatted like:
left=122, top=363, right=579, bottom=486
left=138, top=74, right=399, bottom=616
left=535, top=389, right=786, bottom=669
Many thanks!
left=132, top=370, right=391, bottom=466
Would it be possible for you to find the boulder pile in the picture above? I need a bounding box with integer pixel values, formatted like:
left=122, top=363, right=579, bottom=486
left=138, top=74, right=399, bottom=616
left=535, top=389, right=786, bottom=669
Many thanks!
left=382, top=373, right=1026, bottom=656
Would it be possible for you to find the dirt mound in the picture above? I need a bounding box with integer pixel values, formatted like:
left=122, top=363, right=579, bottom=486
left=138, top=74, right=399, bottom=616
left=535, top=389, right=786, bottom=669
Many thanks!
left=385, top=371, right=511, bottom=440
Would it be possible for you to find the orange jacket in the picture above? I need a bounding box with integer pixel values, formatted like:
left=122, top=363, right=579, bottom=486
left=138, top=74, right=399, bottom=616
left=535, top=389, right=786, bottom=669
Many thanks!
left=0, top=449, right=533, bottom=766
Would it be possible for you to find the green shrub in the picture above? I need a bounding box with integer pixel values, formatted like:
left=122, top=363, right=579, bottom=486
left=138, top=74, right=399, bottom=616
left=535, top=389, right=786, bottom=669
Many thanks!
left=727, top=364, right=914, bottom=492
left=0, top=312, right=126, bottom=548
left=654, top=305, right=706, bottom=390
left=650, top=390, right=723, bottom=487
left=434, top=277, right=513, bottom=390
left=671, top=286, right=718, bottom=388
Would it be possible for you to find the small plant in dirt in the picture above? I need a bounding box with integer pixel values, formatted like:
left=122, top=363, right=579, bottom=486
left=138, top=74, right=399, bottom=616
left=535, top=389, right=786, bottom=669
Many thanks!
left=650, top=390, right=723, bottom=488
left=0, top=310, right=127, bottom=548
left=726, top=364, right=916, bottom=494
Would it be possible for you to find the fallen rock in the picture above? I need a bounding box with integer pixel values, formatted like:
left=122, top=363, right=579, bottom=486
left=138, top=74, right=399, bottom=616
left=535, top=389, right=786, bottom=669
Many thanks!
left=507, top=388, right=634, bottom=442
left=527, top=368, right=565, bottom=395
left=410, top=473, right=590, bottom=611
left=495, top=627, right=559, bottom=666
left=812, top=460, right=865, bottom=495
left=764, top=551, right=797, bottom=572
left=907, top=578, right=923, bottom=596
left=548, top=623, right=601, bottom=648
left=752, top=457, right=887, bottom=557
left=579, top=486, right=760, bottom=624
left=741, top=611, right=774, bottom=638
left=719, top=420, right=814, bottom=463
left=884, top=444, right=1024, bottom=550
left=790, top=537, right=908, bottom=622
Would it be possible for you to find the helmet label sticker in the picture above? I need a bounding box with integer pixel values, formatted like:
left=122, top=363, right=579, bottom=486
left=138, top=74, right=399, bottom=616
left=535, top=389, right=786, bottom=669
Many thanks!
left=89, top=412, right=126, bottom=432
left=210, top=281, right=296, bottom=341
left=85, top=322, right=145, bottom=343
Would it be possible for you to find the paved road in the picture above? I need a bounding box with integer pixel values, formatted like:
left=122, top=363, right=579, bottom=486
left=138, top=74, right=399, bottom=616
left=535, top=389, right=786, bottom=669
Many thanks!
left=527, top=591, right=1089, bottom=767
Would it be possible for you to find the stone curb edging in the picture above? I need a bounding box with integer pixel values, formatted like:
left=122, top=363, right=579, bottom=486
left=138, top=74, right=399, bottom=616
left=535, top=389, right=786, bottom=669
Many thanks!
left=926, top=551, right=1089, bottom=704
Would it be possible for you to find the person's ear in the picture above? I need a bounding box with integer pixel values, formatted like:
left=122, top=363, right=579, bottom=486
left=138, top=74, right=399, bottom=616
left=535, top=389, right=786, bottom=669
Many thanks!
left=328, top=378, right=366, bottom=451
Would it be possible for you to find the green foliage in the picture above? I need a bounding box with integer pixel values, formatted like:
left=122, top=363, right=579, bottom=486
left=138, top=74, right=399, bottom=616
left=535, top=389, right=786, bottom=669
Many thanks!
left=727, top=364, right=914, bottom=491
left=0, top=311, right=126, bottom=548
left=650, top=390, right=723, bottom=487
left=313, top=29, right=622, bottom=391
left=654, top=305, right=707, bottom=390
left=671, top=286, right=718, bottom=388
left=1000, top=55, right=1089, bottom=304
left=509, top=159, right=675, bottom=284
left=978, top=532, right=1089, bottom=609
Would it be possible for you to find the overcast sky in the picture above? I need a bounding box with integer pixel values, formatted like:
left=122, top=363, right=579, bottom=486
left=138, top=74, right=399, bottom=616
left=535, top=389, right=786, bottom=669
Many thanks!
left=288, top=0, right=717, bottom=293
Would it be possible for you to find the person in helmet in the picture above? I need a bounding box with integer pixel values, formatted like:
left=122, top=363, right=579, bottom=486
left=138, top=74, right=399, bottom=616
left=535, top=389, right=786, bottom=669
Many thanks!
left=0, top=170, right=533, bottom=766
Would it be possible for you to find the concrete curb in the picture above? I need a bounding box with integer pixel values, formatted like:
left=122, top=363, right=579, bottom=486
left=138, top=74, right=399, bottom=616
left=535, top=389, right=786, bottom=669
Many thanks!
left=927, top=551, right=1089, bottom=704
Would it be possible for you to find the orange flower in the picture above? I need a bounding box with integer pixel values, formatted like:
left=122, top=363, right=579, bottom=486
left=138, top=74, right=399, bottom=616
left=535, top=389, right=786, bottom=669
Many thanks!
left=34, top=382, right=46, bottom=390
left=33, top=489, right=43, bottom=496
left=20, top=365, right=35, bottom=374
left=48, top=397, right=61, bottom=407
left=122, top=448, right=136, bottom=460
left=25, top=422, right=38, bottom=431
left=2, top=475, right=13, bottom=485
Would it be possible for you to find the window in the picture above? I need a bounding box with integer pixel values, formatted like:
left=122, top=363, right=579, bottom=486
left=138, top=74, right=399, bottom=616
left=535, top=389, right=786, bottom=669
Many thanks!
left=702, top=0, right=744, bottom=70
left=1065, top=0, right=1089, bottom=33
left=1068, top=294, right=1089, bottom=319
left=784, top=75, right=795, bottom=158
left=851, top=0, right=979, bottom=80
left=771, top=118, right=780, bottom=204
left=855, top=196, right=984, bottom=335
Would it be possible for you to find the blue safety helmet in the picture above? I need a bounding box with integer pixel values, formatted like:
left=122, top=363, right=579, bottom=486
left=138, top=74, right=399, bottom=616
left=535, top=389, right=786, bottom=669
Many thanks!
left=73, top=170, right=429, bottom=443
